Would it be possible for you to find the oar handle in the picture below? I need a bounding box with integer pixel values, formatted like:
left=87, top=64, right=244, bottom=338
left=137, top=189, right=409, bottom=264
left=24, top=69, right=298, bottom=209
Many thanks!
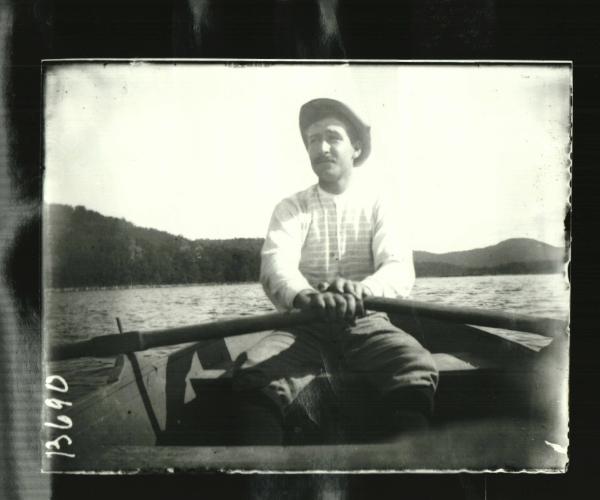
left=48, top=297, right=568, bottom=361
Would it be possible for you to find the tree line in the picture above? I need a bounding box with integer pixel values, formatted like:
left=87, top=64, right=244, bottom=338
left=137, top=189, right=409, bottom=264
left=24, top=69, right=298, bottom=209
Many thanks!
left=45, top=204, right=563, bottom=289
left=413, top=260, right=564, bottom=278
left=45, top=204, right=262, bottom=288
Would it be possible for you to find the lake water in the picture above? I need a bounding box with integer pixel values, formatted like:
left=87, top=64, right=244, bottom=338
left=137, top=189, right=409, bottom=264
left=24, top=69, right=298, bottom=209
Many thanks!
left=45, top=274, right=569, bottom=400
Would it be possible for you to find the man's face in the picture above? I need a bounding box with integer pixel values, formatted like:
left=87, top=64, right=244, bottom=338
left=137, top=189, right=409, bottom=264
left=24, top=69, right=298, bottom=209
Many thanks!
left=305, top=117, right=361, bottom=190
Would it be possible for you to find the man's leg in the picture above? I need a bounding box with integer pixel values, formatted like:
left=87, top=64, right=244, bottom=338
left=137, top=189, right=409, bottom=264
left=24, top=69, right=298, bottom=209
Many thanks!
left=233, top=389, right=286, bottom=445
left=343, top=313, right=439, bottom=439
left=231, top=328, right=326, bottom=445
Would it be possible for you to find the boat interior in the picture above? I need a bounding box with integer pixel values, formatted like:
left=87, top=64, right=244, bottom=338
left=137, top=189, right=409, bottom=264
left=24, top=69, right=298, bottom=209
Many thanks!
left=57, top=314, right=567, bottom=471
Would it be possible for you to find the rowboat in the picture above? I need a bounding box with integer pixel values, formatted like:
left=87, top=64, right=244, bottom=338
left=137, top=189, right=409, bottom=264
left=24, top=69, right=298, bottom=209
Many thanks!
left=44, top=297, right=569, bottom=472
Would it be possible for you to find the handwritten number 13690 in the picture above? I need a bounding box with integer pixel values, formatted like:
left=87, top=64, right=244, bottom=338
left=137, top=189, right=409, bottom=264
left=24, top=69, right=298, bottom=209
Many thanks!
left=44, top=375, right=75, bottom=458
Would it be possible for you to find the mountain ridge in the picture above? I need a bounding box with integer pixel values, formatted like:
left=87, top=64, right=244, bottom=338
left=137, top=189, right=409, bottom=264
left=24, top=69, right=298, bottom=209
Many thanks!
left=414, top=237, right=566, bottom=269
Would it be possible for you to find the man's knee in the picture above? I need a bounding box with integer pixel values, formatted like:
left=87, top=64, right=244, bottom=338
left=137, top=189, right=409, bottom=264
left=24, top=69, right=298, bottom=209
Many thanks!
left=382, top=330, right=437, bottom=369
left=358, top=330, right=437, bottom=369
left=349, top=330, right=439, bottom=392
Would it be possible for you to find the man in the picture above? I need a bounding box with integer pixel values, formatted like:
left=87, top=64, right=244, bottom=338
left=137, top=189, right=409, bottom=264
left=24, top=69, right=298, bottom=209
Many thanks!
left=232, top=98, right=438, bottom=444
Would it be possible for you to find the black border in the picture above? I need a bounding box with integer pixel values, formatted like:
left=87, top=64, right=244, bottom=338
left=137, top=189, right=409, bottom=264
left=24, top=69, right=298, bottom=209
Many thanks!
left=2, top=1, right=598, bottom=498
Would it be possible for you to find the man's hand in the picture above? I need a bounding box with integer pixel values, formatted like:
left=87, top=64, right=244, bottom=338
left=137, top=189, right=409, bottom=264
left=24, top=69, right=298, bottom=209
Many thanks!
left=320, top=278, right=371, bottom=301
left=293, top=279, right=372, bottom=323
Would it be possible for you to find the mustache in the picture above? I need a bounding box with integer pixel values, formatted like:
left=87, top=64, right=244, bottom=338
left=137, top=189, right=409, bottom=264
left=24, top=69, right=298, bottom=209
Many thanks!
left=312, top=155, right=336, bottom=164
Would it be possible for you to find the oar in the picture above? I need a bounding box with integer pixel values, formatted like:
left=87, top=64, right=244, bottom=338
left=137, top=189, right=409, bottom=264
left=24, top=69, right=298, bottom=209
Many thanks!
left=365, top=297, right=567, bottom=336
left=48, top=297, right=568, bottom=361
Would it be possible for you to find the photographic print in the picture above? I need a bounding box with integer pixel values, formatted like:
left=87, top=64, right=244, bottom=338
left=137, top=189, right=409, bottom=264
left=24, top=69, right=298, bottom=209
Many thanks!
left=41, top=61, right=570, bottom=473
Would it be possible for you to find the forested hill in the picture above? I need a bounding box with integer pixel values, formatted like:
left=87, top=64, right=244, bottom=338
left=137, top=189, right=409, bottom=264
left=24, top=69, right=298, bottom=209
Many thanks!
left=45, top=204, right=567, bottom=289
left=45, top=204, right=262, bottom=288
left=414, top=238, right=566, bottom=278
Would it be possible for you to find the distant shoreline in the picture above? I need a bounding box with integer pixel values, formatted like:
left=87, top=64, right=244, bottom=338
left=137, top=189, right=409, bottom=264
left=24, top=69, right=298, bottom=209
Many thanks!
left=45, top=271, right=565, bottom=293
left=45, top=281, right=258, bottom=293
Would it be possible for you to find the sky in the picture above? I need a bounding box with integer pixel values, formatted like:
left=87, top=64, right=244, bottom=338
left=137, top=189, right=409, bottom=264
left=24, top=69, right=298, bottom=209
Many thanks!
left=44, top=62, right=571, bottom=253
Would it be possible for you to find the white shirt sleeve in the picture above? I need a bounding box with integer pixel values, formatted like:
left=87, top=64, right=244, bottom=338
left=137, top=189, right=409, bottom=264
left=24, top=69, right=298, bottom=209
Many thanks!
left=260, top=197, right=315, bottom=311
left=360, top=192, right=415, bottom=298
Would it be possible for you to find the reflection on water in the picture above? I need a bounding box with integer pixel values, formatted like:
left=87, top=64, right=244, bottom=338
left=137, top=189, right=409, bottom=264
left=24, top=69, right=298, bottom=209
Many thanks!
left=45, top=274, right=569, bottom=400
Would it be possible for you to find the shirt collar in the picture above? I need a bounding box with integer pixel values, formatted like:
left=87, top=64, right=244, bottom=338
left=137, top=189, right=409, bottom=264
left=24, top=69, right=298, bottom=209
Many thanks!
left=316, top=177, right=357, bottom=202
